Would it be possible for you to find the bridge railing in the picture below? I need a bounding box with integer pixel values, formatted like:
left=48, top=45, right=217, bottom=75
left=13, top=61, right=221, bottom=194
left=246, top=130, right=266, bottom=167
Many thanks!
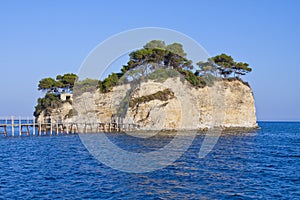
left=0, top=116, right=139, bottom=137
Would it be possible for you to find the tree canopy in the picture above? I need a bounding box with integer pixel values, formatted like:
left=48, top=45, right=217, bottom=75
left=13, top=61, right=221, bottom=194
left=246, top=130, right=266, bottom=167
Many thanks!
left=34, top=40, right=253, bottom=117
left=122, top=40, right=192, bottom=74
left=38, top=73, right=78, bottom=94
left=196, top=53, right=252, bottom=78
left=98, top=40, right=253, bottom=93
left=56, top=73, right=78, bottom=91
left=38, top=77, right=60, bottom=93
left=143, top=40, right=166, bottom=49
left=35, top=73, right=78, bottom=117
left=99, top=73, right=120, bottom=92
left=36, top=41, right=252, bottom=98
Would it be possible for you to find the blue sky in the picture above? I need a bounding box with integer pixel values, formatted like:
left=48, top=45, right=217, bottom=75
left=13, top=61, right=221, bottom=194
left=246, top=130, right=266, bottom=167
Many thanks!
left=0, top=0, right=299, bottom=121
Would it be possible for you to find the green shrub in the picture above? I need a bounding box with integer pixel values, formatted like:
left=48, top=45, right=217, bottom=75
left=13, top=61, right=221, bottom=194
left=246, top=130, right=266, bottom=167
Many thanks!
left=100, top=73, right=120, bottom=93
left=202, top=74, right=217, bottom=87
left=67, top=109, right=78, bottom=118
left=73, top=78, right=99, bottom=95
left=179, top=69, right=203, bottom=87
left=34, top=93, right=61, bottom=117
left=147, top=68, right=179, bottom=82
left=129, top=89, right=174, bottom=108
left=226, top=77, right=251, bottom=88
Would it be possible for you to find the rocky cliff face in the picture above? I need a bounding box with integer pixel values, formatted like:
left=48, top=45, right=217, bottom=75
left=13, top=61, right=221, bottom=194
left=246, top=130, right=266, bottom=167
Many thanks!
left=37, top=78, right=258, bottom=130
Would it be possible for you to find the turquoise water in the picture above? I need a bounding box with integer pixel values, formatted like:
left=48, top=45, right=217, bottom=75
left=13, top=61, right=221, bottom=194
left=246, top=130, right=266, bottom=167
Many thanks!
left=0, top=122, right=299, bottom=199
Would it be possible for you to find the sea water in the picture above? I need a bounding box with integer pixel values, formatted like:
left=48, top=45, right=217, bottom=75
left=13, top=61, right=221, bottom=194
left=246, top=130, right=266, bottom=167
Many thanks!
left=0, top=122, right=299, bottom=199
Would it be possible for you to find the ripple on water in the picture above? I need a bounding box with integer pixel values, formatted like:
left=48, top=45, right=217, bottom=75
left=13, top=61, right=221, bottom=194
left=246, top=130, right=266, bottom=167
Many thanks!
left=0, top=122, right=299, bottom=199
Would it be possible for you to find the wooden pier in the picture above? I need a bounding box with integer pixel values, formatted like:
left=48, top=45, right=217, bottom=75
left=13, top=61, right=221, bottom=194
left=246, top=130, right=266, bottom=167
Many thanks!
left=0, top=116, right=139, bottom=137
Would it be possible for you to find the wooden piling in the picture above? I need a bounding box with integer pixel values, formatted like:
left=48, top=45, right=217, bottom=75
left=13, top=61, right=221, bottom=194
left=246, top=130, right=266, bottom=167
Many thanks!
left=11, top=116, right=14, bottom=137
left=39, top=121, right=41, bottom=136
left=55, top=117, right=58, bottom=135
left=19, top=117, right=21, bottom=136
left=50, top=117, right=53, bottom=135
left=0, top=116, right=138, bottom=137
left=66, top=120, right=69, bottom=134
left=33, top=117, right=35, bottom=136
left=3, top=125, right=7, bottom=137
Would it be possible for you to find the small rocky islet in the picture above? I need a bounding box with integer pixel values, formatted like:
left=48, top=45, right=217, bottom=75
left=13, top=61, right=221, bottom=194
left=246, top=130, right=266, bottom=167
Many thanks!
left=35, top=40, right=257, bottom=131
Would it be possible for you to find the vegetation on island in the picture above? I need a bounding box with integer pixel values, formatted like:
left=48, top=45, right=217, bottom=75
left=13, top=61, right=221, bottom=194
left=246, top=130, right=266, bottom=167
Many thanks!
left=38, top=73, right=78, bottom=94
left=34, top=40, right=252, bottom=117
left=129, top=89, right=174, bottom=108
left=34, top=73, right=78, bottom=117
left=99, top=40, right=252, bottom=92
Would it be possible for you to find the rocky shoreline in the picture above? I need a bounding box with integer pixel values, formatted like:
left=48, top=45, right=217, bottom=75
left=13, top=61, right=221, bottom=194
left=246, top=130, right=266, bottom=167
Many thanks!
left=37, top=77, right=258, bottom=131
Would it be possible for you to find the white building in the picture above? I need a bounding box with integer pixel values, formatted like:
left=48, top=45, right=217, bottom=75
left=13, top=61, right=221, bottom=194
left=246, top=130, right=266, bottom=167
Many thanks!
left=60, top=93, right=73, bottom=101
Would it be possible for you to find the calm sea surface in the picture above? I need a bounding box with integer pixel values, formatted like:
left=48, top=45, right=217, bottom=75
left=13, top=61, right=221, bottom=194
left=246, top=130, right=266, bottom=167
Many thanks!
left=0, top=122, right=299, bottom=199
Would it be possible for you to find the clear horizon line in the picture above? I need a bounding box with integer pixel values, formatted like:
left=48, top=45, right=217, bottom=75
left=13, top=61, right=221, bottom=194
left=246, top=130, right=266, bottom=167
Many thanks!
left=257, top=120, right=300, bottom=122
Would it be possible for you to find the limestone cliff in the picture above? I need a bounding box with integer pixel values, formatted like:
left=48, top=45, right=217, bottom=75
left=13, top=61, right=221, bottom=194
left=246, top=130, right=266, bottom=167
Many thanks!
left=38, top=78, right=257, bottom=130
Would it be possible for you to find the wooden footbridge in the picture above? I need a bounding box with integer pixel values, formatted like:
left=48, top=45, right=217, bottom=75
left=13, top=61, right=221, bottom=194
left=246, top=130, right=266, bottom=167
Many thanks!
left=0, top=116, right=139, bottom=137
